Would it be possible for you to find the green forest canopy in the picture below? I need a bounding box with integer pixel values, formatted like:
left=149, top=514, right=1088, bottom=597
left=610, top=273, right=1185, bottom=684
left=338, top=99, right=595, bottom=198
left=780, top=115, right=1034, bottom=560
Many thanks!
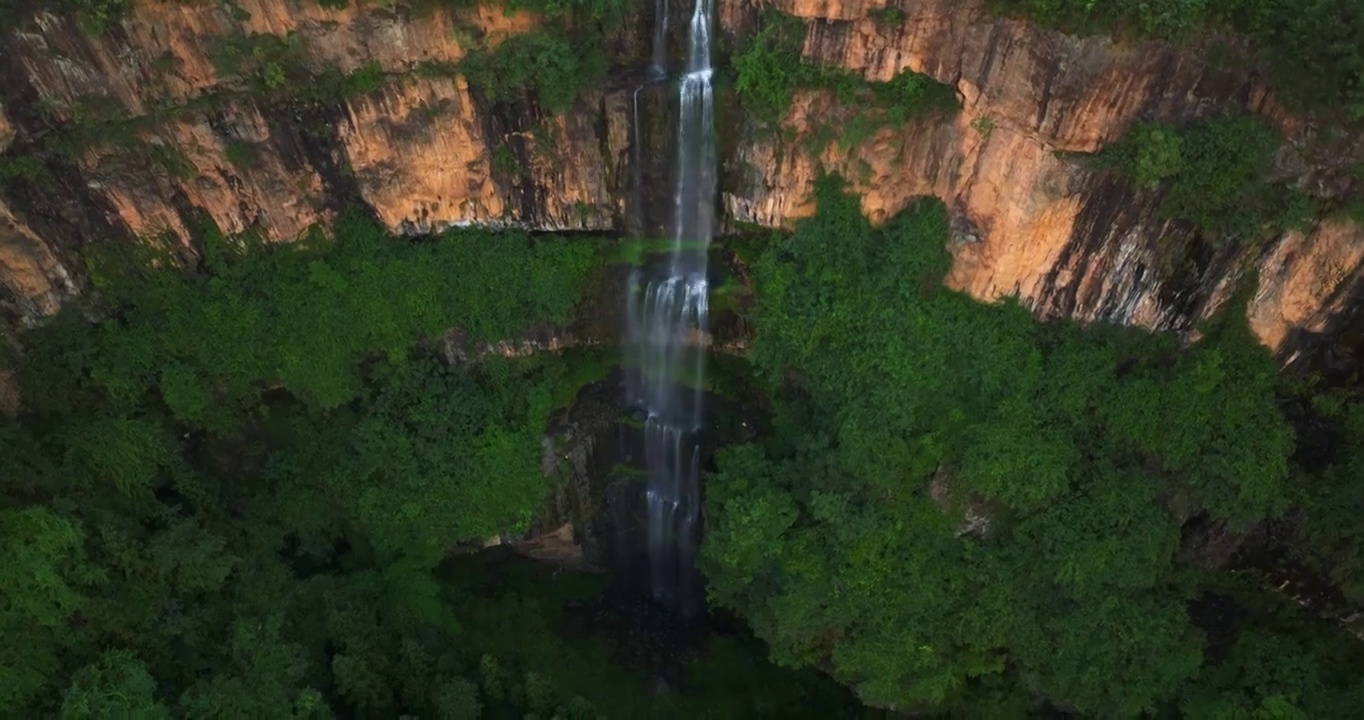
left=700, top=175, right=1364, bottom=716
left=4, top=181, right=1363, bottom=717
left=0, top=210, right=603, bottom=715
left=0, top=212, right=872, bottom=718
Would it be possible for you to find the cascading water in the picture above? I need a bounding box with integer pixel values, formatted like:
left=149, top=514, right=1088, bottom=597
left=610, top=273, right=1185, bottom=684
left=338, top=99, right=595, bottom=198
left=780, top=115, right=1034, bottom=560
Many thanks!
left=624, top=0, right=716, bottom=617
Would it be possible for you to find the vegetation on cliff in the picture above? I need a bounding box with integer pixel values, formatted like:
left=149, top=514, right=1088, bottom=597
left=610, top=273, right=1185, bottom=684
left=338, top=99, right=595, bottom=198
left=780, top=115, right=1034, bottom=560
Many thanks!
left=1096, top=114, right=1316, bottom=252
left=700, top=175, right=1364, bottom=715
left=452, top=0, right=631, bottom=113
left=989, top=0, right=1364, bottom=120
left=731, top=11, right=959, bottom=129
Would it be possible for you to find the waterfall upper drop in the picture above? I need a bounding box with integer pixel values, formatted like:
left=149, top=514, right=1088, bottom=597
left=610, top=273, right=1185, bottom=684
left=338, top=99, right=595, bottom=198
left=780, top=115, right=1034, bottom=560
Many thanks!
left=624, top=0, right=717, bottom=617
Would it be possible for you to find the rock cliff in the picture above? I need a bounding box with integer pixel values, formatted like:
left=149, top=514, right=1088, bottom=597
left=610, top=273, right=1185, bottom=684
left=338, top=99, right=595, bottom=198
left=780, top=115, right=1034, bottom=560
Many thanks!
left=721, top=0, right=1364, bottom=358
left=1, top=0, right=1362, bottom=363
left=0, top=0, right=638, bottom=326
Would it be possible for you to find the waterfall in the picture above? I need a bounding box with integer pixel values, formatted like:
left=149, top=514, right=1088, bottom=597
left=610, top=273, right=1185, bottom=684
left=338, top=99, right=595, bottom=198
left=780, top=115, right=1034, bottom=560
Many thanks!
left=648, top=0, right=668, bottom=80
left=624, top=0, right=716, bottom=616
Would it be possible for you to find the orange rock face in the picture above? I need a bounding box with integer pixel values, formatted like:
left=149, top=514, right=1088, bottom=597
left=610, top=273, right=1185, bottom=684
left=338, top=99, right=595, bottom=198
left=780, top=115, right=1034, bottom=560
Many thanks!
left=1, top=98, right=75, bottom=323
left=5, top=1, right=520, bottom=117
left=723, top=0, right=1364, bottom=356
left=1251, top=220, right=1364, bottom=357
left=337, top=73, right=626, bottom=232
left=0, top=0, right=630, bottom=324
left=0, top=200, right=75, bottom=323
left=0, top=0, right=1361, bottom=363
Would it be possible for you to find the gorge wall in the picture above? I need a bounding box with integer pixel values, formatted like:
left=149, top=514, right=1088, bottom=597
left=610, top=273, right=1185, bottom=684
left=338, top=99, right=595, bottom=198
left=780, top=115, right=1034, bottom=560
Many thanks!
left=2, top=0, right=1363, bottom=364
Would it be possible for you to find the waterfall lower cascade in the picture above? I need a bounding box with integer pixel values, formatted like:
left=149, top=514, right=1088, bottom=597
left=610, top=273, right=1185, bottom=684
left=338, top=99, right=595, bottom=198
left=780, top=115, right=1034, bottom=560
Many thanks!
left=625, top=0, right=716, bottom=617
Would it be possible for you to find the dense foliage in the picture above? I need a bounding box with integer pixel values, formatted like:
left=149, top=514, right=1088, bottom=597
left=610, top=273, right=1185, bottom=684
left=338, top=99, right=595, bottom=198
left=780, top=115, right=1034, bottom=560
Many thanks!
left=731, top=11, right=958, bottom=128
left=0, top=206, right=877, bottom=716
left=453, top=0, right=630, bottom=113
left=1097, top=114, right=1315, bottom=249
left=438, top=552, right=872, bottom=719
left=0, top=214, right=565, bottom=715
left=700, top=175, right=1364, bottom=715
left=60, top=209, right=597, bottom=414
left=459, top=29, right=609, bottom=114
left=1266, top=380, right=1364, bottom=609
left=989, top=0, right=1364, bottom=120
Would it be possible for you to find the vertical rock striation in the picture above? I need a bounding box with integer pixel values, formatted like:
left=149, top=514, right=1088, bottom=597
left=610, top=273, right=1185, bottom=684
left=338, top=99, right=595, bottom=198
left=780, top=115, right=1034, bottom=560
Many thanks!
left=722, top=0, right=1364, bottom=358
left=0, top=0, right=1360, bottom=364
left=0, top=1, right=636, bottom=327
left=0, top=100, right=77, bottom=323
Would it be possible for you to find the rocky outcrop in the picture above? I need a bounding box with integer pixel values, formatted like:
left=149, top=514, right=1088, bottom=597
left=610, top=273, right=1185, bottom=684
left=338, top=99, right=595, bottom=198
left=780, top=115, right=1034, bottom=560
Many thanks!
left=1, top=99, right=75, bottom=323
left=0, top=0, right=1362, bottom=363
left=720, top=0, right=1364, bottom=358
left=0, top=0, right=637, bottom=325
left=0, top=199, right=75, bottom=324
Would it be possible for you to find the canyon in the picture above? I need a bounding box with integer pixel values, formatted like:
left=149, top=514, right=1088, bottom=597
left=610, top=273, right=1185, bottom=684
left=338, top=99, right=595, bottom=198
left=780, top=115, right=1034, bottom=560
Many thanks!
left=2, top=3, right=1363, bottom=713
left=0, top=0, right=1361, bottom=365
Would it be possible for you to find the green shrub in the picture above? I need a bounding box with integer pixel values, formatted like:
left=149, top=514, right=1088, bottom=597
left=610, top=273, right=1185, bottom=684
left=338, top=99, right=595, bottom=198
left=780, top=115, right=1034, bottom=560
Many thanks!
left=1122, top=123, right=1185, bottom=189
left=1100, top=115, right=1316, bottom=244
left=459, top=30, right=606, bottom=113
left=262, top=62, right=286, bottom=89
left=0, top=156, right=52, bottom=187
left=871, top=66, right=960, bottom=123
left=211, top=31, right=311, bottom=93
left=65, top=0, right=131, bottom=35
left=732, top=11, right=958, bottom=132
left=147, top=143, right=195, bottom=180
left=304, top=60, right=388, bottom=102
left=342, top=59, right=385, bottom=95
left=491, top=144, right=522, bottom=179
left=223, top=139, right=260, bottom=170
left=869, top=5, right=907, bottom=26
left=731, top=13, right=811, bottom=125
left=414, top=0, right=629, bottom=24
left=987, top=0, right=1208, bottom=39
left=426, top=0, right=627, bottom=112
left=505, top=0, right=631, bottom=24
left=970, top=115, right=996, bottom=139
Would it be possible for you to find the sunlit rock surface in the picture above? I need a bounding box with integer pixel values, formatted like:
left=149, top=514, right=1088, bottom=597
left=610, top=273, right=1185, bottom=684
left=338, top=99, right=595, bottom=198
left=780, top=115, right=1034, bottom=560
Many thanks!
left=0, top=0, right=1361, bottom=361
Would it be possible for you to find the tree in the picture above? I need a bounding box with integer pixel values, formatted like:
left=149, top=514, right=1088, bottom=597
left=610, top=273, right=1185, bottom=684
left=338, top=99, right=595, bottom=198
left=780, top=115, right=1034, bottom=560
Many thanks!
left=61, top=650, right=168, bottom=719
left=702, top=174, right=1304, bottom=712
